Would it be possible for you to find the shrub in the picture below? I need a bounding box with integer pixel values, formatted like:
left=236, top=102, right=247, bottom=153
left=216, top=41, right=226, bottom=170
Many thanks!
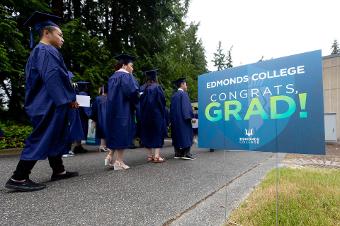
left=0, top=121, right=32, bottom=149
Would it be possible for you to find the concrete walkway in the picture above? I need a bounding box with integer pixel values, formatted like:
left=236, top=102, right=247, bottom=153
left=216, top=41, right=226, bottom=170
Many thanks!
left=0, top=144, right=283, bottom=226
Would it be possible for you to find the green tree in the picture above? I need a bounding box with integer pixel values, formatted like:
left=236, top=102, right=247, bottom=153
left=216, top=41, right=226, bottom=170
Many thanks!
left=212, top=41, right=227, bottom=71
left=0, top=0, right=206, bottom=119
left=61, top=19, right=114, bottom=93
left=331, top=39, right=339, bottom=55
left=226, top=45, right=233, bottom=68
left=0, top=4, right=27, bottom=118
left=0, top=1, right=50, bottom=120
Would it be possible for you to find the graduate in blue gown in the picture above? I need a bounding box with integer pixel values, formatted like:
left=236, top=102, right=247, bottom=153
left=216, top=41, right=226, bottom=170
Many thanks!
left=170, top=78, right=195, bottom=160
left=63, top=72, right=85, bottom=157
left=91, top=85, right=109, bottom=152
left=67, top=72, right=85, bottom=144
left=5, top=12, right=79, bottom=192
left=72, top=81, right=92, bottom=153
left=105, top=54, right=139, bottom=170
left=140, top=69, right=167, bottom=163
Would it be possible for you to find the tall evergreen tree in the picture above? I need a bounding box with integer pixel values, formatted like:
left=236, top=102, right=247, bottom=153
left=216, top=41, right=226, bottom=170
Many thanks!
left=226, top=45, right=233, bottom=68
left=0, top=0, right=206, bottom=120
left=331, top=39, right=339, bottom=55
left=212, top=41, right=227, bottom=71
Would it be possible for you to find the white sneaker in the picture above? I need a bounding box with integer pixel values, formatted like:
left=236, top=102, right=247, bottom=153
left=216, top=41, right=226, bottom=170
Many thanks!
left=62, top=151, right=75, bottom=158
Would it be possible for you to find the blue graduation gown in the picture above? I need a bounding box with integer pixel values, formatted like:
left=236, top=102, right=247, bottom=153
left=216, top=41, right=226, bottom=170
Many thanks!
left=22, top=43, right=75, bottom=160
left=68, top=108, right=85, bottom=142
left=106, top=70, right=139, bottom=149
left=140, top=83, right=166, bottom=148
left=135, top=84, right=146, bottom=138
left=78, top=91, right=92, bottom=139
left=170, top=90, right=194, bottom=149
left=91, top=95, right=107, bottom=139
left=164, top=107, right=170, bottom=138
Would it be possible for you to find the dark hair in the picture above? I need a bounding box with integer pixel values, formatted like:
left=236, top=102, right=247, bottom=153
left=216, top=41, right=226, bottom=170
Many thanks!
left=39, top=26, right=57, bottom=39
left=114, top=62, right=124, bottom=71
left=99, top=85, right=108, bottom=95
left=176, top=81, right=185, bottom=88
left=146, top=80, right=156, bottom=86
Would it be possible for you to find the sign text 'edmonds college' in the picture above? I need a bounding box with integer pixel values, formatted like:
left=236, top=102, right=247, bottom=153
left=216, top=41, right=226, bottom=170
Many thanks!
left=198, top=50, right=325, bottom=155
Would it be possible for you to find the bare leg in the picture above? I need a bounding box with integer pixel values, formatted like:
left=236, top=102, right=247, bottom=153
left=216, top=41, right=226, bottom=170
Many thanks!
left=153, top=148, right=165, bottom=163
left=115, top=149, right=124, bottom=162
left=146, top=148, right=153, bottom=161
left=114, top=149, right=130, bottom=169
left=100, top=139, right=106, bottom=147
left=154, top=148, right=160, bottom=158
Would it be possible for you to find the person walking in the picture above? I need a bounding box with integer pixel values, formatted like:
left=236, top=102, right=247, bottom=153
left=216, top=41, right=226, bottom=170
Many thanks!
left=105, top=54, right=139, bottom=170
left=91, top=85, right=110, bottom=152
left=5, top=12, right=79, bottom=192
left=140, top=69, right=167, bottom=163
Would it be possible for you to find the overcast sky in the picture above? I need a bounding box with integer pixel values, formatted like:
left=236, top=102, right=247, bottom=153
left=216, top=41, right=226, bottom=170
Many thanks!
left=186, top=0, right=340, bottom=71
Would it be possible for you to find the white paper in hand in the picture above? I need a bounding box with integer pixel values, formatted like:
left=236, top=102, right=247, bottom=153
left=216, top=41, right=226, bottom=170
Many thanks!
left=76, top=95, right=91, bottom=107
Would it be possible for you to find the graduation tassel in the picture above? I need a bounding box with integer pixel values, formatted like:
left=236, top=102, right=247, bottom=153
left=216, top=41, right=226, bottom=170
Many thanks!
left=29, top=27, right=35, bottom=49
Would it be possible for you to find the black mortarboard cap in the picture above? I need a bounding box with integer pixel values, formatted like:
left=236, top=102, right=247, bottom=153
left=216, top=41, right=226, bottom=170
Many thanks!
left=76, top=81, right=90, bottom=91
left=172, top=77, right=186, bottom=87
left=24, top=11, right=61, bottom=49
left=143, top=69, right=158, bottom=81
left=114, top=54, right=136, bottom=65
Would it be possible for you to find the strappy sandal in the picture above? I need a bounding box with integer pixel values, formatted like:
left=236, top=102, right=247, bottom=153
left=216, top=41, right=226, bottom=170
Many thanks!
left=152, top=156, right=165, bottom=163
left=104, top=155, right=114, bottom=167
left=147, top=155, right=154, bottom=162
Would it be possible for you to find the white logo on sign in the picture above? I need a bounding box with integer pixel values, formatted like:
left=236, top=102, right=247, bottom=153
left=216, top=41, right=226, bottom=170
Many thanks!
left=245, top=128, right=254, bottom=137
left=240, top=128, right=260, bottom=145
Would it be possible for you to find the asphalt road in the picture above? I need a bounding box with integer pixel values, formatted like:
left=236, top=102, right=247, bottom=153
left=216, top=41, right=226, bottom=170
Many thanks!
left=0, top=144, right=276, bottom=226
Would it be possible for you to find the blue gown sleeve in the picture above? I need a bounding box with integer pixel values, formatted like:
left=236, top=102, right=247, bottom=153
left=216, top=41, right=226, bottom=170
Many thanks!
left=42, top=49, right=75, bottom=107
left=181, top=92, right=193, bottom=120
left=121, top=74, right=139, bottom=104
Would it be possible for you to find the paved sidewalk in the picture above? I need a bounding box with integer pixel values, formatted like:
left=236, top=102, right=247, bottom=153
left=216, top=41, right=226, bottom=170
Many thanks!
left=0, top=145, right=278, bottom=226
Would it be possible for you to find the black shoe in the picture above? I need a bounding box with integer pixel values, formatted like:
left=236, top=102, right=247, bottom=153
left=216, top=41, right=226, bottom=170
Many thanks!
left=5, top=178, right=46, bottom=192
left=73, top=145, right=88, bottom=154
left=174, top=153, right=183, bottom=159
left=51, top=171, right=79, bottom=181
left=181, top=154, right=196, bottom=160
left=209, top=149, right=215, bottom=152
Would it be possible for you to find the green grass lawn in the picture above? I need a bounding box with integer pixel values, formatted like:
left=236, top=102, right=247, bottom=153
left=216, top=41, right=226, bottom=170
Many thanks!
left=227, top=167, right=340, bottom=226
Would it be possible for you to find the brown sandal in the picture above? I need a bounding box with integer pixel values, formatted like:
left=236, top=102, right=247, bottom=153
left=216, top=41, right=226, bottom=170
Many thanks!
left=152, top=156, right=165, bottom=163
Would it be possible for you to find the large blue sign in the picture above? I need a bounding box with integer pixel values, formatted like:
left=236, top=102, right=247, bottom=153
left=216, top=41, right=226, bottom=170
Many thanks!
left=198, top=50, right=325, bottom=155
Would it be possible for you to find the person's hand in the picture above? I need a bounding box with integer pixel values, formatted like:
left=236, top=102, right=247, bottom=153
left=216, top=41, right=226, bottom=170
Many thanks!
left=192, top=119, right=196, bottom=123
left=69, top=101, right=79, bottom=109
